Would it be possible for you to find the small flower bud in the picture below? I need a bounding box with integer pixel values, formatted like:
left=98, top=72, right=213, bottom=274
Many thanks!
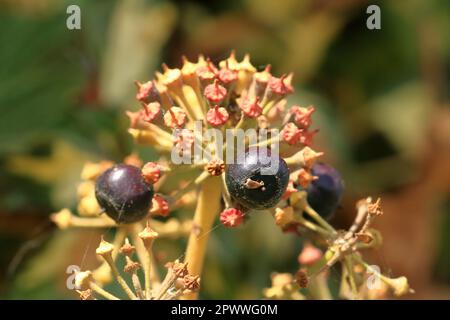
left=267, top=74, right=294, bottom=96
left=290, top=105, right=315, bottom=129
left=204, top=80, right=227, bottom=104
left=206, top=106, right=229, bottom=126
left=281, top=122, right=302, bottom=145
left=219, top=51, right=240, bottom=71
left=300, top=147, right=324, bottom=168
left=141, top=102, right=162, bottom=123
left=81, top=161, right=114, bottom=180
left=296, top=168, right=318, bottom=188
left=196, top=65, right=216, bottom=84
left=150, top=194, right=170, bottom=217
left=272, top=273, right=293, bottom=287
left=160, top=66, right=183, bottom=91
left=266, top=100, right=286, bottom=123
left=74, top=270, right=92, bottom=290
left=218, top=67, right=238, bottom=85
left=384, top=276, right=411, bottom=297
left=298, top=243, right=323, bottom=266
left=257, top=115, right=269, bottom=129
left=289, top=190, right=308, bottom=210
left=135, top=80, right=159, bottom=103
left=281, top=123, right=317, bottom=146
left=220, top=208, right=244, bottom=228
left=77, top=196, right=101, bottom=217
left=282, top=180, right=297, bottom=200
left=254, top=65, right=272, bottom=85
left=126, top=110, right=144, bottom=129
left=50, top=208, right=72, bottom=229
left=124, top=153, right=143, bottom=168
left=239, top=96, right=262, bottom=118
left=164, top=107, right=187, bottom=128
left=299, top=129, right=318, bottom=147
left=274, top=206, right=295, bottom=228
left=142, top=162, right=161, bottom=184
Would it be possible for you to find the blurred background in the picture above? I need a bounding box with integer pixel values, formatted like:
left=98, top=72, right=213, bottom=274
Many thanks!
left=0, top=0, right=449, bottom=299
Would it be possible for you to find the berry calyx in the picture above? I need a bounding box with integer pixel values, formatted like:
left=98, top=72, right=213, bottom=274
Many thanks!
left=306, top=163, right=344, bottom=220
left=95, top=164, right=154, bottom=224
left=225, top=147, right=290, bottom=210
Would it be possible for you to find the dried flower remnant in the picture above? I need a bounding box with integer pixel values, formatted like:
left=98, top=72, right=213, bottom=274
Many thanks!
left=73, top=226, right=200, bottom=300
left=205, top=158, right=225, bottom=176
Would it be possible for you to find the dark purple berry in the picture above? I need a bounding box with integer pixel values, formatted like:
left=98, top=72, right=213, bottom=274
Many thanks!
left=306, top=163, right=344, bottom=220
left=95, top=164, right=154, bottom=224
left=225, top=147, right=290, bottom=210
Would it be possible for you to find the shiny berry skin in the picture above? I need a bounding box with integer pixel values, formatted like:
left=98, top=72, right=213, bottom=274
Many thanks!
left=95, top=164, right=154, bottom=224
left=225, top=148, right=290, bottom=210
left=306, top=163, right=344, bottom=220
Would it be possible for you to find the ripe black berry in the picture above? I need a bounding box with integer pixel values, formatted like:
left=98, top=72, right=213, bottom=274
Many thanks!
left=95, top=164, right=154, bottom=224
left=225, top=147, right=290, bottom=210
left=306, top=163, right=344, bottom=220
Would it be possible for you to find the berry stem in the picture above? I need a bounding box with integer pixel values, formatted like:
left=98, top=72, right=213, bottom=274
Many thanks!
left=308, top=273, right=332, bottom=300
left=293, top=215, right=331, bottom=237
left=89, top=281, right=120, bottom=300
left=143, top=245, right=153, bottom=299
left=343, top=256, right=358, bottom=298
left=65, top=215, right=117, bottom=228
left=184, top=176, right=223, bottom=299
left=129, top=223, right=160, bottom=296
left=220, top=173, right=233, bottom=208
left=131, top=272, right=145, bottom=300
left=304, top=205, right=337, bottom=235
left=101, top=254, right=137, bottom=300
